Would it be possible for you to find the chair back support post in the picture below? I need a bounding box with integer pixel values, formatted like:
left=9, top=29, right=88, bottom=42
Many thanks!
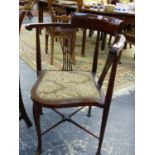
left=104, top=53, right=118, bottom=108
left=96, top=58, right=118, bottom=153
left=98, top=52, right=115, bottom=88
left=96, top=55, right=119, bottom=155
left=103, top=34, right=126, bottom=107
left=36, top=27, right=42, bottom=76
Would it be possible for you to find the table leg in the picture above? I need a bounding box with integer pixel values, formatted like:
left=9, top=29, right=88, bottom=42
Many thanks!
left=81, top=29, right=86, bottom=57
left=101, top=33, right=107, bottom=50
left=38, top=1, right=44, bottom=23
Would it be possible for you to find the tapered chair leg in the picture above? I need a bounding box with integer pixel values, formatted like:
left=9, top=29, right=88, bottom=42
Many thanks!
left=108, top=35, right=112, bottom=46
left=45, top=34, right=49, bottom=54
left=89, top=29, right=94, bottom=37
left=40, top=107, right=43, bottom=115
left=87, top=106, right=92, bottom=117
left=19, top=99, right=32, bottom=127
left=50, top=36, right=54, bottom=65
left=72, top=31, right=76, bottom=65
left=101, top=33, right=107, bottom=50
left=96, top=108, right=109, bottom=155
left=124, top=42, right=127, bottom=49
left=33, top=102, right=42, bottom=155
left=118, top=49, right=123, bottom=64
left=100, top=32, right=103, bottom=41
left=81, top=29, right=86, bottom=57
left=19, top=85, right=32, bottom=127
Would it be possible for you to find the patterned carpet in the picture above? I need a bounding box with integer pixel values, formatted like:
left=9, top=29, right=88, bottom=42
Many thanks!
left=19, top=26, right=135, bottom=95
left=19, top=58, right=135, bottom=155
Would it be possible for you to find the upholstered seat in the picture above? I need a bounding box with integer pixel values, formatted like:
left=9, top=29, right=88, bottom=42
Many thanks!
left=31, top=71, right=103, bottom=107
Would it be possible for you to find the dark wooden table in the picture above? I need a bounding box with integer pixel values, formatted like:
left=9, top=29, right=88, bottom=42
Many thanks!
left=37, top=0, right=135, bottom=56
left=38, top=0, right=77, bottom=23
left=81, top=8, right=135, bottom=25
left=38, top=0, right=135, bottom=24
left=81, top=8, right=135, bottom=53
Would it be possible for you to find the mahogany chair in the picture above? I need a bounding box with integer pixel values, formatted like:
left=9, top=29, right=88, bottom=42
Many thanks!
left=19, top=10, right=32, bottom=127
left=45, top=0, right=75, bottom=65
left=26, top=12, right=125, bottom=155
left=19, top=0, right=37, bottom=19
left=45, top=0, right=83, bottom=65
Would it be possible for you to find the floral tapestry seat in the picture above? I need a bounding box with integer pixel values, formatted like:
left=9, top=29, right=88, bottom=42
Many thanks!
left=31, top=71, right=104, bottom=108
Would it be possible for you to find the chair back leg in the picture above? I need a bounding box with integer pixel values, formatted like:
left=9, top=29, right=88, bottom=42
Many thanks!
left=87, top=106, right=92, bottom=117
left=19, top=84, right=32, bottom=127
left=33, top=102, right=42, bottom=154
left=45, top=34, right=49, bottom=54
left=96, top=107, right=110, bottom=155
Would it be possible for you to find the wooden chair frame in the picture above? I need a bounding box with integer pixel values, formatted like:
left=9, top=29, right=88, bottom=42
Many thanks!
left=19, top=10, right=32, bottom=127
left=45, top=0, right=74, bottom=65
left=26, top=12, right=125, bottom=155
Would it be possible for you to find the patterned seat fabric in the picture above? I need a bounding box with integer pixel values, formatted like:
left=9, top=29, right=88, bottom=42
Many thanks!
left=33, top=71, right=100, bottom=103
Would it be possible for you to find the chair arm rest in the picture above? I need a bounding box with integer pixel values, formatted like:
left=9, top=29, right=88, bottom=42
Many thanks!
left=111, top=34, right=126, bottom=54
left=25, top=22, right=72, bottom=30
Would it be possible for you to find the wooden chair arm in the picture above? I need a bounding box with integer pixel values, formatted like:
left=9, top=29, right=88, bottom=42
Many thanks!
left=111, top=34, right=126, bottom=54
left=25, top=22, right=72, bottom=30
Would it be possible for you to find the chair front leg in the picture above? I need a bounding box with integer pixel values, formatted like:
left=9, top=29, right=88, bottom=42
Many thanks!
left=96, top=108, right=109, bottom=155
left=81, top=29, right=86, bottom=57
left=101, top=33, right=107, bottom=50
left=50, top=35, right=54, bottom=65
left=45, top=34, right=49, bottom=54
left=33, top=102, right=42, bottom=155
left=87, top=106, right=92, bottom=117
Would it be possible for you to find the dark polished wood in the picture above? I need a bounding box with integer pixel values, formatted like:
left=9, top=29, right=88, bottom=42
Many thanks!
left=81, top=8, right=135, bottom=25
left=26, top=12, right=125, bottom=155
left=38, top=0, right=134, bottom=25
left=81, top=8, right=135, bottom=53
left=37, top=0, right=134, bottom=56
left=19, top=10, right=32, bottom=127
left=38, top=0, right=77, bottom=23
left=19, top=83, right=32, bottom=127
